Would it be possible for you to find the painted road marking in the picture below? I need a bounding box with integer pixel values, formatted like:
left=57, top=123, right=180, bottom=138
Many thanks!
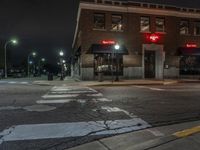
left=8, top=81, right=17, bottom=84
left=101, top=106, right=137, bottom=118
left=42, top=94, right=79, bottom=99
left=37, top=99, right=87, bottom=104
left=51, top=90, right=96, bottom=94
left=87, top=93, right=103, bottom=97
left=0, top=119, right=151, bottom=144
left=173, top=125, right=200, bottom=138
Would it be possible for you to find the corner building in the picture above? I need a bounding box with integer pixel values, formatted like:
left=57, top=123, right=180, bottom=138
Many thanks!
left=72, top=0, right=200, bottom=80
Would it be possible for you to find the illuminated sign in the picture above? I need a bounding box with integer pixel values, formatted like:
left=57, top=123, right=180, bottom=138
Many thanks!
left=101, top=40, right=116, bottom=45
left=186, top=43, right=197, bottom=48
left=147, top=34, right=160, bottom=43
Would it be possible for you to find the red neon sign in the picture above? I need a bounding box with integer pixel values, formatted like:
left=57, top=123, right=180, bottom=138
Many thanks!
left=146, top=33, right=160, bottom=43
left=101, top=40, right=116, bottom=45
left=186, top=43, right=197, bottom=48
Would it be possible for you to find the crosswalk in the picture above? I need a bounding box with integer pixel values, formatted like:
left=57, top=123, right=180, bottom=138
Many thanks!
left=36, top=85, right=112, bottom=104
left=0, top=85, right=151, bottom=147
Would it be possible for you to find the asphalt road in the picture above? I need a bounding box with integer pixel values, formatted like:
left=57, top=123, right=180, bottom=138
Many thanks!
left=0, top=81, right=200, bottom=150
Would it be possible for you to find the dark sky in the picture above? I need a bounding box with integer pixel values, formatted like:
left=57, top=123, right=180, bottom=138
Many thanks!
left=0, top=0, right=79, bottom=66
left=1, top=0, right=200, bottom=67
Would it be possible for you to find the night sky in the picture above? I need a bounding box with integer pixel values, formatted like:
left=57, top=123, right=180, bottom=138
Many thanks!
left=1, top=0, right=200, bottom=68
left=0, top=0, right=79, bottom=67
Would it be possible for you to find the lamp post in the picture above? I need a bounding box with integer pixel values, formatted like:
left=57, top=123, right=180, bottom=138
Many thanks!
left=4, top=39, right=18, bottom=78
left=39, top=58, right=46, bottom=76
left=114, top=44, right=120, bottom=81
left=27, top=52, right=36, bottom=77
left=111, top=44, right=120, bottom=82
left=59, top=50, right=64, bottom=80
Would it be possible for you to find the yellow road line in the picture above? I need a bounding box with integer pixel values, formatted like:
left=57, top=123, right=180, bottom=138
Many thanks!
left=173, top=125, right=200, bottom=138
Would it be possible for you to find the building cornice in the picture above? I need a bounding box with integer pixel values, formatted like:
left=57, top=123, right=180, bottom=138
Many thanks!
left=72, top=1, right=200, bottom=48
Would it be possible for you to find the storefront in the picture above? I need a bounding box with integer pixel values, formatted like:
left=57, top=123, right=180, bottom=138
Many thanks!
left=89, top=41, right=128, bottom=80
left=178, top=45, right=200, bottom=77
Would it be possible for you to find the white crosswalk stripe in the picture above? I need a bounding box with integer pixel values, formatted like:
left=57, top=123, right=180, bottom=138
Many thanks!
left=0, top=81, right=30, bottom=85
left=37, top=85, right=111, bottom=104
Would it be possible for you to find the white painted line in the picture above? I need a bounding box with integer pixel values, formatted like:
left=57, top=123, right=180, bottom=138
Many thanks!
left=87, top=93, right=103, bottom=97
left=149, top=88, right=165, bottom=91
left=37, top=99, right=87, bottom=104
left=101, top=106, right=137, bottom=118
left=51, top=91, right=96, bottom=94
left=42, top=94, right=78, bottom=99
left=0, top=119, right=151, bottom=143
left=8, top=81, right=17, bottom=84
left=94, top=98, right=112, bottom=102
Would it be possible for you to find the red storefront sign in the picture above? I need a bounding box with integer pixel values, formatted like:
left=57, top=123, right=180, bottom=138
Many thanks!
left=186, top=43, right=197, bottom=48
left=101, top=40, right=116, bottom=45
left=146, top=33, right=160, bottom=43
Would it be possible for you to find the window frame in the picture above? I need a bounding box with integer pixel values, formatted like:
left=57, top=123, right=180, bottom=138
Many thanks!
left=111, top=14, right=123, bottom=31
left=93, top=13, right=106, bottom=30
left=194, top=21, right=200, bottom=36
left=180, top=20, right=189, bottom=35
left=155, top=17, right=165, bottom=33
left=140, top=16, right=150, bottom=32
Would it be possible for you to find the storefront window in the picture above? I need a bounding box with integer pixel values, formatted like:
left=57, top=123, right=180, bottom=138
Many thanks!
left=94, top=54, right=123, bottom=76
left=194, top=21, right=200, bottom=35
left=180, top=20, right=189, bottom=35
left=156, top=18, right=165, bottom=32
left=140, top=17, right=150, bottom=32
left=93, top=13, right=105, bottom=30
left=180, top=55, right=200, bottom=75
left=111, top=14, right=123, bottom=31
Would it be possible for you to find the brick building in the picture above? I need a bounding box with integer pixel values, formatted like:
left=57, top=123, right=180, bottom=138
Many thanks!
left=72, top=0, right=200, bottom=80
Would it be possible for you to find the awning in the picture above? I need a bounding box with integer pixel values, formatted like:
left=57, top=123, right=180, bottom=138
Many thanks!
left=177, top=47, right=200, bottom=56
left=88, top=44, right=128, bottom=54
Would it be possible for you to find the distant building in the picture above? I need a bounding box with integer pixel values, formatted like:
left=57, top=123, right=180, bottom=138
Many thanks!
left=72, top=0, right=200, bottom=80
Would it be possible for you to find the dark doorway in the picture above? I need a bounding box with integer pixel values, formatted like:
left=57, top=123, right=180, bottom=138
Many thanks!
left=145, top=50, right=155, bottom=78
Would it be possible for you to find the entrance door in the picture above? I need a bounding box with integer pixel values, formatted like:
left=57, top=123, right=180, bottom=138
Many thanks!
left=144, top=50, right=155, bottom=78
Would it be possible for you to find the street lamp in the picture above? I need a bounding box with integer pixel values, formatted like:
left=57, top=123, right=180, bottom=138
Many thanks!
left=111, top=44, right=120, bottom=82
left=59, top=50, right=64, bottom=80
left=27, top=52, right=37, bottom=77
left=39, top=58, right=46, bottom=76
left=4, top=39, right=18, bottom=78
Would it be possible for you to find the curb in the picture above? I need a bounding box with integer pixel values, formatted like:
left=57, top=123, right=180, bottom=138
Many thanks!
left=126, top=124, right=200, bottom=150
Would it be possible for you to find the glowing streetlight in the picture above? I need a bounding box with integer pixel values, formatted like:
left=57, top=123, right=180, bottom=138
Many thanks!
left=27, top=51, right=37, bottom=77
left=4, top=39, right=18, bottom=78
left=59, top=51, right=64, bottom=57
left=114, top=44, right=120, bottom=50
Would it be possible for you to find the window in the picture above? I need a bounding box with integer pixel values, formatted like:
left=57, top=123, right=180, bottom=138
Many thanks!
left=180, top=20, right=189, bottom=35
left=194, top=21, right=200, bottom=35
left=93, top=13, right=105, bottom=30
left=94, top=54, right=123, bottom=76
left=156, top=18, right=165, bottom=32
left=140, top=17, right=150, bottom=32
left=111, top=14, right=123, bottom=31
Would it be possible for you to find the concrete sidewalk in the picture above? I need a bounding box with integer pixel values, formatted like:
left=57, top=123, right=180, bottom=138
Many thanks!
left=33, top=77, right=179, bottom=86
left=67, top=120, right=200, bottom=150
left=32, top=77, right=200, bottom=86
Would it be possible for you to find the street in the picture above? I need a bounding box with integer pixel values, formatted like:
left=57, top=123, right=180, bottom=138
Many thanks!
left=0, top=81, right=200, bottom=150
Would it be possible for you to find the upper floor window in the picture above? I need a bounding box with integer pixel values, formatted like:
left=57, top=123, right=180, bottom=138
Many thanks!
left=156, top=18, right=165, bottom=32
left=180, top=20, right=189, bottom=35
left=140, top=17, right=150, bottom=32
left=93, top=13, right=105, bottom=30
left=111, top=14, right=123, bottom=31
left=194, top=21, right=200, bottom=35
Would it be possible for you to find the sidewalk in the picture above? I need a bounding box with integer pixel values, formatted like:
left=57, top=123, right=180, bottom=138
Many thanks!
left=33, top=77, right=179, bottom=86
left=67, top=120, right=200, bottom=150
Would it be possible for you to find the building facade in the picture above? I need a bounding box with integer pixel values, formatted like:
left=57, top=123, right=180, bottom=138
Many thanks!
left=72, top=0, right=200, bottom=80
